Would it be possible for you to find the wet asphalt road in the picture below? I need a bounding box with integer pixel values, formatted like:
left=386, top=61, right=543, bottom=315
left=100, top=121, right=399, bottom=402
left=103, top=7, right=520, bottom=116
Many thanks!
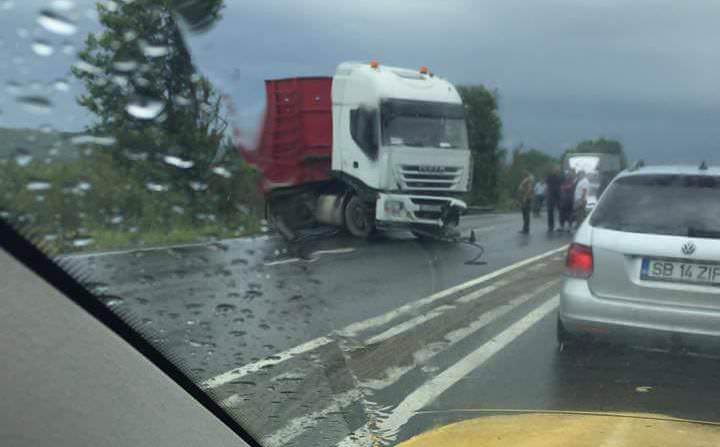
left=61, top=212, right=720, bottom=446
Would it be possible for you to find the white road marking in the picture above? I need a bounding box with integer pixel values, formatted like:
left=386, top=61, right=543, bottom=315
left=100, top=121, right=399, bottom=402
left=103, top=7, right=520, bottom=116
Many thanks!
left=364, top=305, right=455, bottom=345
left=261, top=280, right=560, bottom=445
left=201, top=336, right=334, bottom=389
left=338, top=295, right=560, bottom=446
left=201, top=245, right=567, bottom=389
left=340, top=245, right=567, bottom=337
left=455, top=279, right=510, bottom=304
left=261, top=389, right=363, bottom=447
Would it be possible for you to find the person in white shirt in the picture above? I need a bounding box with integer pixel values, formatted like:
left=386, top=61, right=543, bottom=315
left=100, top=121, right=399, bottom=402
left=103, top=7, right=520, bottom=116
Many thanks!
left=532, top=181, right=546, bottom=217
left=573, top=170, right=590, bottom=228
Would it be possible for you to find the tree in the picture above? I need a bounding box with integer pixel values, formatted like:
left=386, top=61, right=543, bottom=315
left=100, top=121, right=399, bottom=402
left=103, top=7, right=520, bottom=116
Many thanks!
left=457, top=86, right=503, bottom=205
left=72, top=0, right=236, bottom=226
left=73, top=0, right=226, bottom=174
left=498, top=145, right=558, bottom=207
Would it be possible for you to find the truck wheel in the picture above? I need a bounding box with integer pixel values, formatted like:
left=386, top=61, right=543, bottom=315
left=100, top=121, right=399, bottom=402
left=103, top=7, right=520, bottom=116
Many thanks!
left=344, top=195, right=375, bottom=238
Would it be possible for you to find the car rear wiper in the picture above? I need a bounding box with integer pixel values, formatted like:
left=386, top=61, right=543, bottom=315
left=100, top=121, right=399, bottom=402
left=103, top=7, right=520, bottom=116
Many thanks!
left=688, top=227, right=720, bottom=239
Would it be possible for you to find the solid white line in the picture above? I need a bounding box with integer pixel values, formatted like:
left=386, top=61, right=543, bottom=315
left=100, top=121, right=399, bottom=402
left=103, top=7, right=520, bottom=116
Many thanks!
left=455, top=279, right=510, bottom=304
left=364, top=305, right=455, bottom=345
left=201, top=336, right=333, bottom=389
left=201, top=245, right=567, bottom=389
left=261, top=281, right=560, bottom=445
left=339, top=245, right=566, bottom=337
left=261, top=389, right=363, bottom=447
left=338, top=295, right=560, bottom=446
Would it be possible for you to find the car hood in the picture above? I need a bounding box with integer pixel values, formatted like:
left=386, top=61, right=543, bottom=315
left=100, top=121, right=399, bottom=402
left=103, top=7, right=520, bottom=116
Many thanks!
left=395, top=412, right=720, bottom=447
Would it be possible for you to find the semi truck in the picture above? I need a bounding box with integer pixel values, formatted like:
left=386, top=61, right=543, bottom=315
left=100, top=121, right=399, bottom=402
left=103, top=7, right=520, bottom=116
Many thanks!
left=239, top=61, right=473, bottom=240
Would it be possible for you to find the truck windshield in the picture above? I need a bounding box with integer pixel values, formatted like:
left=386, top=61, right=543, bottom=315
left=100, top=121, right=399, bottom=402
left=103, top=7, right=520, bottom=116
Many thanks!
left=381, top=99, right=468, bottom=149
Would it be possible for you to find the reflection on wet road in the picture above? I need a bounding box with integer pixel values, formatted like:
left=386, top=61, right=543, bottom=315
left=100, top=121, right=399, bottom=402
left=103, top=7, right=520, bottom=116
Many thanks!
left=61, top=212, right=720, bottom=446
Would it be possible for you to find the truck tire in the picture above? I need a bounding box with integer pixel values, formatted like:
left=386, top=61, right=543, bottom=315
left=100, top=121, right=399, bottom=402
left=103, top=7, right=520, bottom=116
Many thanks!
left=344, top=195, right=375, bottom=238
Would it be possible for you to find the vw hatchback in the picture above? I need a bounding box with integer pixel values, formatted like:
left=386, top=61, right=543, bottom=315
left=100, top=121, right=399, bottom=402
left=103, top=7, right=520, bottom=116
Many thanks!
left=559, top=164, right=720, bottom=350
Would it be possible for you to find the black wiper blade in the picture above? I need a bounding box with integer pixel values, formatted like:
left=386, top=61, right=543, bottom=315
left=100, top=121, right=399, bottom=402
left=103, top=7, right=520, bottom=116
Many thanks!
left=688, top=227, right=720, bottom=239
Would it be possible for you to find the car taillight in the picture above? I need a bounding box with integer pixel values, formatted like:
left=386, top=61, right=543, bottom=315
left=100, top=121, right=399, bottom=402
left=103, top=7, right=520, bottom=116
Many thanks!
left=566, top=243, right=593, bottom=278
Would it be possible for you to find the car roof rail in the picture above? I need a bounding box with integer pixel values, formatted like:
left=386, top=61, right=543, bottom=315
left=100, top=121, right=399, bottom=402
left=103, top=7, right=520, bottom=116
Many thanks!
left=699, top=160, right=709, bottom=170
left=629, top=160, right=645, bottom=171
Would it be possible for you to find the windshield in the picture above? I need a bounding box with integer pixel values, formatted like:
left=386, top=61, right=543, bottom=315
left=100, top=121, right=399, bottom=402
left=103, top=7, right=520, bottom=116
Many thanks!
left=381, top=99, right=468, bottom=149
left=591, top=174, right=720, bottom=236
left=3, top=1, right=720, bottom=447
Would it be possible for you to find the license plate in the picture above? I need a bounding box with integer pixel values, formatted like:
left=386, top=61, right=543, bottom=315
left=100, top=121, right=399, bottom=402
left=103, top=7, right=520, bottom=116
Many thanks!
left=641, top=258, right=720, bottom=286
left=419, top=205, right=443, bottom=212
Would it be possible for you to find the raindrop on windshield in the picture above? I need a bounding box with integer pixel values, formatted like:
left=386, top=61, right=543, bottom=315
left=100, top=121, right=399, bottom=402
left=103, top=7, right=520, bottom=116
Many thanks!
left=52, top=79, right=69, bottom=92
left=14, top=149, right=32, bottom=166
left=71, top=135, right=116, bottom=146
left=113, top=60, right=138, bottom=72
left=17, top=96, right=52, bottom=114
left=26, top=181, right=51, bottom=191
left=139, top=40, right=170, bottom=57
left=211, top=166, right=232, bottom=178
left=61, top=43, right=75, bottom=55
left=215, top=303, right=237, bottom=314
left=171, top=205, right=184, bottom=214
left=110, top=215, right=124, bottom=224
left=146, top=182, right=169, bottom=192
left=189, top=181, right=208, bottom=191
left=126, top=96, right=163, bottom=119
left=37, top=9, right=77, bottom=35
left=72, top=237, right=94, bottom=248
left=100, top=295, right=124, bottom=307
left=73, top=60, right=102, bottom=74
left=163, top=155, right=194, bottom=169
left=31, top=39, right=54, bottom=56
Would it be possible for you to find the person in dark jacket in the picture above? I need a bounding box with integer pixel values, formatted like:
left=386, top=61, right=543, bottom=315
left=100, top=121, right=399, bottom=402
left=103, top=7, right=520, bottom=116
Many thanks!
left=559, top=170, right=577, bottom=231
left=545, top=165, right=563, bottom=231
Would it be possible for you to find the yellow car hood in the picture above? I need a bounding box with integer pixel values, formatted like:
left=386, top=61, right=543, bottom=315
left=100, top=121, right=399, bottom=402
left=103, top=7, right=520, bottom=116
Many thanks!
left=396, top=412, right=720, bottom=447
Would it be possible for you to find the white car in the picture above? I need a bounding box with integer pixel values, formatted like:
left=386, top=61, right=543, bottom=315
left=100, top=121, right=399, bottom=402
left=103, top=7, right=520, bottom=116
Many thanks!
left=559, top=163, right=720, bottom=350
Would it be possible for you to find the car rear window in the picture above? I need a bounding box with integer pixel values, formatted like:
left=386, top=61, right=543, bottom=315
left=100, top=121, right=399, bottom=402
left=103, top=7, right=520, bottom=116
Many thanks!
left=590, top=174, right=720, bottom=237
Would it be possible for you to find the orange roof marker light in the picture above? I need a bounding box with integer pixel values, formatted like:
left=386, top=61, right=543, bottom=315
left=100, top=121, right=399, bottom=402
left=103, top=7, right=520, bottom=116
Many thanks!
left=419, top=66, right=429, bottom=75
left=370, top=59, right=380, bottom=69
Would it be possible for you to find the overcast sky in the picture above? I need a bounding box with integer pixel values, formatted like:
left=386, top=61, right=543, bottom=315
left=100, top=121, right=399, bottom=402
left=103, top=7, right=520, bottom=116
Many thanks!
left=2, top=0, right=720, bottom=162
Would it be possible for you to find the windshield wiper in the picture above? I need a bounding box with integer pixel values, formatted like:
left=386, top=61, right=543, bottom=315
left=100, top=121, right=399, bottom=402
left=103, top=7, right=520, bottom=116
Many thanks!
left=688, top=227, right=720, bottom=239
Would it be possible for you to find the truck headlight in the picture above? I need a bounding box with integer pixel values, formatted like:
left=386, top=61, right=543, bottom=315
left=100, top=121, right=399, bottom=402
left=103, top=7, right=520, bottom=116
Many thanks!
left=384, top=200, right=404, bottom=216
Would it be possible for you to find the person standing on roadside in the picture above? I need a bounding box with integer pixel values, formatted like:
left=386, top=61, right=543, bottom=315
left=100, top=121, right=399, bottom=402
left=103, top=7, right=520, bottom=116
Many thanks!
left=545, top=165, right=563, bottom=232
left=533, top=180, right=545, bottom=217
left=559, top=170, right=576, bottom=231
left=517, top=170, right=535, bottom=234
left=574, top=170, right=590, bottom=228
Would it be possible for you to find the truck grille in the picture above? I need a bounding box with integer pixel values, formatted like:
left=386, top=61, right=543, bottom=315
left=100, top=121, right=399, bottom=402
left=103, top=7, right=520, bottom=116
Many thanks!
left=400, top=165, right=462, bottom=191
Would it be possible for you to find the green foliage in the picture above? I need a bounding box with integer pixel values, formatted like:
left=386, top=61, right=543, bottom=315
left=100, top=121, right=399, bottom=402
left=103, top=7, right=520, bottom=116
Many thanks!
left=457, top=85, right=503, bottom=205
left=562, top=137, right=627, bottom=169
left=0, top=148, right=262, bottom=253
left=0, top=0, right=269, bottom=254
left=498, top=145, right=559, bottom=208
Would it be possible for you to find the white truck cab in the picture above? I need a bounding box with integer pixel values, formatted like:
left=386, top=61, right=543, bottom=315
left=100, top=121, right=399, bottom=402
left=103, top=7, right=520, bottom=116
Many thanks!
left=331, top=62, right=472, bottom=232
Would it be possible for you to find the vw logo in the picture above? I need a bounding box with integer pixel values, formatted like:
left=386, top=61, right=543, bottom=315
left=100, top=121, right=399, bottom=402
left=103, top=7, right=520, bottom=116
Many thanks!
left=682, top=241, right=696, bottom=256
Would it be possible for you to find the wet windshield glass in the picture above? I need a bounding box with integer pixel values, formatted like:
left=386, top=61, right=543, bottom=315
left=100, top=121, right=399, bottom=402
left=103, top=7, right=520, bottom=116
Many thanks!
left=381, top=100, right=468, bottom=149
left=3, top=1, right=720, bottom=447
